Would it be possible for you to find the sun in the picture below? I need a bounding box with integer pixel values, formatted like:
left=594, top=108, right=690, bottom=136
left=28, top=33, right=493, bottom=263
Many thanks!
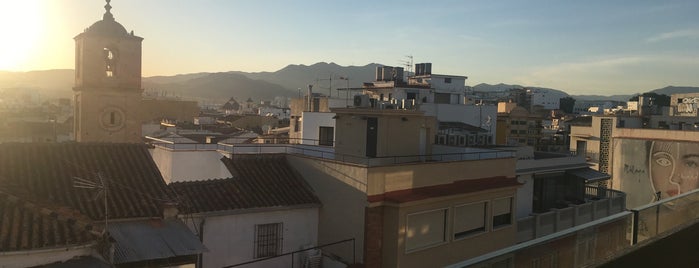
left=0, top=1, right=44, bottom=71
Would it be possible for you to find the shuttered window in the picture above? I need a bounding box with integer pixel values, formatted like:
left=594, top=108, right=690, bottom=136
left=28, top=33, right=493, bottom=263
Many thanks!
left=493, top=197, right=513, bottom=228
left=454, top=202, right=487, bottom=239
left=405, top=209, right=447, bottom=251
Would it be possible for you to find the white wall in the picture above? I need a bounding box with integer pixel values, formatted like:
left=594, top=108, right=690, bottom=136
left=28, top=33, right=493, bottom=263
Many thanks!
left=515, top=175, right=534, bottom=218
left=420, top=104, right=497, bottom=137
left=189, top=207, right=319, bottom=268
left=150, top=147, right=232, bottom=183
left=301, top=112, right=336, bottom=145
left=530, top=90, right=564, bottom=110
left=429, top=75, right=466, bottom=93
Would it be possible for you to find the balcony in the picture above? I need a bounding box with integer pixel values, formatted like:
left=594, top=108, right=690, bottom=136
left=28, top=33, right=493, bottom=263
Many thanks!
left=516, top=186, right=626, bottom=243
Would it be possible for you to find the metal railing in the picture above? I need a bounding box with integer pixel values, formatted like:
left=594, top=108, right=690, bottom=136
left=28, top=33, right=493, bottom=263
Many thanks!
left=223, top=238, right=355, bottom=268
left=215, top=143, right=515, bottom=167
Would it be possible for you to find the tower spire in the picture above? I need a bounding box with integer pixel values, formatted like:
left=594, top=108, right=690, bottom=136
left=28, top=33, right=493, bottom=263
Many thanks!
left=103, top=0, right=114, bottom=21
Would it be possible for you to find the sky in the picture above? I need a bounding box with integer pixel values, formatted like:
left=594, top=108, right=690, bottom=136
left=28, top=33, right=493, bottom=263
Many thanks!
left=0, top=0, right=698, bottom=95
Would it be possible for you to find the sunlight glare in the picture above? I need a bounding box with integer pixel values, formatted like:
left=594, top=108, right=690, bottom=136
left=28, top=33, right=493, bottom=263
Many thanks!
left=0, top=1, right=44, bottom=70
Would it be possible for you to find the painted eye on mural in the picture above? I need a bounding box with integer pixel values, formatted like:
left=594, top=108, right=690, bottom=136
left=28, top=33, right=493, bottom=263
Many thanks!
left=685, top=160, right=698, bottom=168
left=653, top=152, right=673, bottom=167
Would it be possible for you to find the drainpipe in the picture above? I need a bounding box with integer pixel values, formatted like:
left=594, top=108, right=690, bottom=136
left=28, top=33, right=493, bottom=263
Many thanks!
left=198, top=218, right=206, bottom=268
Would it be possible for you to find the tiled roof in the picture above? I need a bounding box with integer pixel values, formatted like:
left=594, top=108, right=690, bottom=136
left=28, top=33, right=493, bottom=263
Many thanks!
left=170, top=155, right=320, bottom=214
left=0, top=143, right=175, bottom=221
left=0, top=190, right=99, bottom=252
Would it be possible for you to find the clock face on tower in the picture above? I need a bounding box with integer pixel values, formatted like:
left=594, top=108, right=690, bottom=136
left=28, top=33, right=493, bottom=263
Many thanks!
left=99, top=107, right=125, bottom=131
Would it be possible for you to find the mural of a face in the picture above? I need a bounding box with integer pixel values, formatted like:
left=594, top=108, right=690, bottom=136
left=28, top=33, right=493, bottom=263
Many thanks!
left=649, top=141, right=699, bottom=200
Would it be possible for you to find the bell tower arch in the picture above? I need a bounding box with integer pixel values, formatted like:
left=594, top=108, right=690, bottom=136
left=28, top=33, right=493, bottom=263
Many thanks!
left=74, top=0, right=143, bottom=142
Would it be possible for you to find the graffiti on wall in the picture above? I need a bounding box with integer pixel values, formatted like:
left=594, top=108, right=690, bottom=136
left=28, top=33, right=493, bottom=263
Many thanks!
left=614, top=139, right=699, bottom=208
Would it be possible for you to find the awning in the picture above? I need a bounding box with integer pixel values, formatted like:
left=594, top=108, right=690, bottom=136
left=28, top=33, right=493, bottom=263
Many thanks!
left=108, top=219, right=207, bottom=264
left=566, top=168, right=610, bottom=183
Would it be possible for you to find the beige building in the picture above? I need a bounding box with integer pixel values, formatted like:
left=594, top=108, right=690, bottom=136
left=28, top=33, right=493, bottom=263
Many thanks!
left=285, top=107, right=521, bottom=268
left=496, top=102, right=544, bottom=148
left=73, top=4, right=143, bottom=143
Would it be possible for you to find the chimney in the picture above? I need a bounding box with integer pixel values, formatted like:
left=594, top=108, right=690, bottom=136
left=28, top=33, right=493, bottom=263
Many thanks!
left=162, top=202, right=179, bottom=219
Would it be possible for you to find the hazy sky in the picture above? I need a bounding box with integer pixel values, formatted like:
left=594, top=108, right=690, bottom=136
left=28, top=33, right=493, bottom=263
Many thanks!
left=1, top=0, right=698, bottom=95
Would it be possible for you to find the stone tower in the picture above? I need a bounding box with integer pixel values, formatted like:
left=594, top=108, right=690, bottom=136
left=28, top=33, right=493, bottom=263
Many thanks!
left=74, top=0, right=142, bottom=142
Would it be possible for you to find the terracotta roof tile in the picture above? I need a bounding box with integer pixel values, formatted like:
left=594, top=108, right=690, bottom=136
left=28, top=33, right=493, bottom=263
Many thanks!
left=0, top=190, right=99, bottom=251
left=0, top=143, right=175, bottom=221
left=170, top=154, right=320, bottom=214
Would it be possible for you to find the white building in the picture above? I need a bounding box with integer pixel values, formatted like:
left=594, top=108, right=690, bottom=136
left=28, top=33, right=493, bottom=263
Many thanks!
left=529, top=88, right=565, bottom=110
left=170, top=155, right=322, bottom=268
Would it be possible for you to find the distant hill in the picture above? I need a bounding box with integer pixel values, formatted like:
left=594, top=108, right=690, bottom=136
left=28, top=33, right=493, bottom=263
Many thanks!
left=2, top=65, right=697, bottom=104
left=570, top=94, right=633, bottom=102
left=143, top=72, right=293, bottom=101
left=650, top=86, right=699, bottom=95
left=0, top=69, right=74, bottom=99
left=231, top=62, right=380, bottom=94
left=472, top=83, right=569, bottom=98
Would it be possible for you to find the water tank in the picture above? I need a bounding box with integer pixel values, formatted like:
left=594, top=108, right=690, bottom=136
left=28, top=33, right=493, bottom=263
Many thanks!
left=394, top=67, right=404, bottom=82
left=415, top=63, right=424, bottom=76
left=381, top=66, right=394, bottom=81
left=424, top=63, right=432, bottom=75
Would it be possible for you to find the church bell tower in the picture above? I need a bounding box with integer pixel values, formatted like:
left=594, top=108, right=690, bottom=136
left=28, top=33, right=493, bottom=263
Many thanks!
left=74, top=0, right=143, bottom=142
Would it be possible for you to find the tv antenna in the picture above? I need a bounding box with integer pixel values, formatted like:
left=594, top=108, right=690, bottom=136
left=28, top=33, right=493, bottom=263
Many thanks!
left=399, top=55, right=414, bottom=75
left=73, top=173, right=109, bottom=235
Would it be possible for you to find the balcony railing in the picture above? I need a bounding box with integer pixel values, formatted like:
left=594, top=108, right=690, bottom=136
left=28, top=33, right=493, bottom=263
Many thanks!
left=448, top=187, right=699, bottom=268
left=516, top=186, right=626, bottom=243
left=216, top=143, right=515, bottom=167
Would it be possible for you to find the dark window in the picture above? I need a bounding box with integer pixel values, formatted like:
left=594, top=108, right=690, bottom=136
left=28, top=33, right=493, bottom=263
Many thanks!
left=444, top=77, right=452, bottom=84
left=435, top=93, right=450, bottom=104
left=312, top=98, right=320, bottom=112
left=319, top=126, right=334, bottom=146
left=407, top=92, right=417, bottom=100
left=254, top=223, right=283, bottom=258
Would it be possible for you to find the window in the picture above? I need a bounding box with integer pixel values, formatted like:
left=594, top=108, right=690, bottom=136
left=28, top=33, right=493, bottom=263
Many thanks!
left=492, top=197, right=513, bottom=228
left=254, top=223, right=283, bottom=258
left=444, top=77, right=452, bottom=84
left=294, top=118, right=300, bottom=133
left=453, top=202, right=487, bottom=239
left=510, top=130, right=518, bottom=134
left=103, top=47, right=117, bottom=77
left=405, top=209, right=447, bottom=252
left=319, top=126, right=334, bottom=146
left=435, top=93, right=450, bottom=104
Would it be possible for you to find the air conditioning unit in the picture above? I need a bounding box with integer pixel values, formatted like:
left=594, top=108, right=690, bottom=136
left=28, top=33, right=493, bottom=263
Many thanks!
left=353, top=95, right=371, bottom=107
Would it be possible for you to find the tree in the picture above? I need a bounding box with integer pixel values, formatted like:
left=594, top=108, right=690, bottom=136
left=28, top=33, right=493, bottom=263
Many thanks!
left=629, top=93, right=670, bottom=107
left=559, top=97, right=576, bottom=114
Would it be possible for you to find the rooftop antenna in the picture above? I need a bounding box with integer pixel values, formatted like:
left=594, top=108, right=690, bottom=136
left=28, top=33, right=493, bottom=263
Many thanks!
left=73, top=173, right=109, bottom=235
left=400, top=55, right=414, bottom=75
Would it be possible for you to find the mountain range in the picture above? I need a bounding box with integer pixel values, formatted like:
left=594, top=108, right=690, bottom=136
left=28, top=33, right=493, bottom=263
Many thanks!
left=1, top=63, right=697, bottom=104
